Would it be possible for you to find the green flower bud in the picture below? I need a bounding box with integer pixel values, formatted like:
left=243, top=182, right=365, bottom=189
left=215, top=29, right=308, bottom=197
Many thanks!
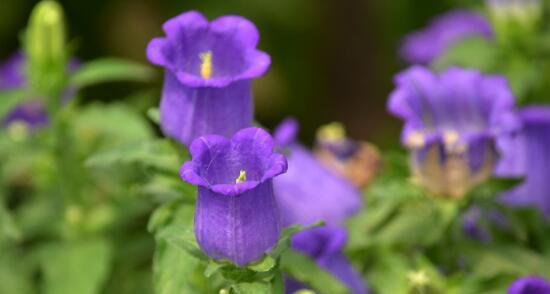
left=25, top=0, right=68, bottom=99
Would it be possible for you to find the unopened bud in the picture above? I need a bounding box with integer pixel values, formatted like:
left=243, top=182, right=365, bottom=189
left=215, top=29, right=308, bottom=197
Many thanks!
left=26, top=0, right=67, bottom=97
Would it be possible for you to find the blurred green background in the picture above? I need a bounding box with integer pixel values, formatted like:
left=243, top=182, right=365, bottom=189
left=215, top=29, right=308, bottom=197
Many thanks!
left=0, top=0, right=459, bottom=147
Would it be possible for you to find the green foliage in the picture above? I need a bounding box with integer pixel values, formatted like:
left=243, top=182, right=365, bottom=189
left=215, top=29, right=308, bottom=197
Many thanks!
left=434, top=37, right=498, bottom=72
left=38, top=239, right=112, bottom=294
left=68, top=58, right=155, bottom=90
left=280, top=249, right=348, bottom=294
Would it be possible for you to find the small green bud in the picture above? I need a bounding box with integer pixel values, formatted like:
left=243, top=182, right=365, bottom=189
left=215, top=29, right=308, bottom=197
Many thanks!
left=25, top=0, right=68, bottom=99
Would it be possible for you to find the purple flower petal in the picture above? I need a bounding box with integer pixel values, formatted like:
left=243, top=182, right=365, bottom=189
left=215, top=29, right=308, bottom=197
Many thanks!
left=274, top=143, right=362, bottom=226
left=147, top=11, right=270, bottom=145
left=181, top=127, right=287, bottom=266
left=400, top=10, right=493, bottom=65
left=289, top=227, right=369, bottom=294
left=147, top=11, right=270, bottom=88
left=1, top=52, right=79, bottom=130
left=3, top=101, right=49, bottom=129
left=498, top=107, right=550, bottom=217
left=388, top=66, right=519, bottom=197
left=508, top=276, right=550, bottom=294
left=181, top=127, right=287, bottom=196
left=0, top=52, right=25, bottom=90
left=273, top=117, right=299, bottom=148
left=195, top=181, right=280, bottom=266
left=272, top=120, right=362, bottom=226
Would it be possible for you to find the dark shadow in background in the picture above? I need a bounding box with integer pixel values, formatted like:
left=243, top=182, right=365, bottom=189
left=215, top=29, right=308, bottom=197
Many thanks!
left=0, top=0, right=453, bottom=148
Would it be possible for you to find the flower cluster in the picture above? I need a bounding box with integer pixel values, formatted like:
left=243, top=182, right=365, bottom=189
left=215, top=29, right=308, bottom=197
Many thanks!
left=140, top=4, right=550, bottom=294
left=272, top=119, right=368, bottom=293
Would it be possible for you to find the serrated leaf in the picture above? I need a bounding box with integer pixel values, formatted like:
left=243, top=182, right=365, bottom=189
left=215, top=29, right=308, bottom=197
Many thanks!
left=280, top=249, right=347, bottom=294
left=68, top=58, right=154, bottom=89
left=39, top=239, right=112, bottom=294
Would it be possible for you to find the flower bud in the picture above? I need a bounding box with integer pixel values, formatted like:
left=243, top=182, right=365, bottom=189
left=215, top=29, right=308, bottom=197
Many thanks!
left=25, top=0, right=67, bottom=97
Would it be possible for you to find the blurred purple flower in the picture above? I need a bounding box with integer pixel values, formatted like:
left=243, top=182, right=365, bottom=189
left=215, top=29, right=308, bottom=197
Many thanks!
left=400, top=10, right=492, bottom=65
left=388, top=66, right=519, bottom=198
left=497, top=107, right=550, bottom=217
left=508, top=276, right=550, bottom=294
left=147, top=11, right=271, bottom=146
left=314, top=122, right=381, bottom=189
left=0, top=52, right=25, bottom=90
left=180, top=127, right=286, bottom=266
left=462, top=207, right=492, bottom=243
left=0, top=52, right=49, bottom=129
left=286, top=227, right=368, bottom=294
left=272, top=118, right=362, bottom=227
left=272, top=119, right=367, bottom=293
left=0, top=52, right=79, bottom=129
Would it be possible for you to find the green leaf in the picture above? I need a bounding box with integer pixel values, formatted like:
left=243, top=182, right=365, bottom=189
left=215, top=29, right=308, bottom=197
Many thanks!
left=366, top=250, right=412, bottom=294
left=469, top=177, right=524, bottom=200
left=159, top=224, right=208, bottom=261
left=0, top=249, right=34, bottom=294
left=39, top=239, right=112, bottom=294
left=85, top=139, right=180, bottom=172
left=433, top=37, right=497, bottom=72
left=68, top=58, right=154, bottom=89
left=230, top=281, right=273, bottom=294
left=465, top=244, right=550, bottom=278
left=153, top=203, right=221, bottom=294
left=74, top=103, right=153, bottom=147
left=154, top=237, right=204, bottom=294
left=248, top=256, right=276, bottom=273
left=147, top=107, right=160, bottom=125
left=0, top=200, right=21, bottom=242
left=0, top=90, right=29, bottom=120
left=280, top=249, right=347, bottom=294
left=346, top=198, right=400, bottom=249
left=204, top=260, right=227, bottom=278
left=372, top=200, right=457, bottom=246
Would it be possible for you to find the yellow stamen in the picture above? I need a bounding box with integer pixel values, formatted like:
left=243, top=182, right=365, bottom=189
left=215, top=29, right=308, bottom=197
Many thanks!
left=200, top=51, right=213, bottom=80
left=235, top=170, right=247, bottom=184
left=406, top=132, right=425, bottom=149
